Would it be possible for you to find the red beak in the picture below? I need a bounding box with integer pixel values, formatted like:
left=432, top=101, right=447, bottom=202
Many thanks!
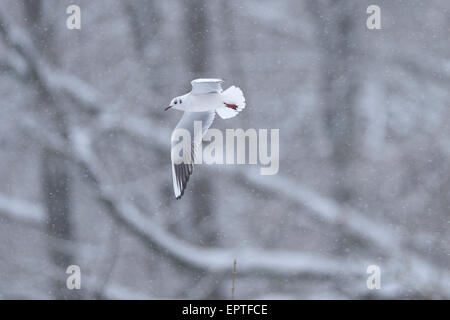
left=164, top=106, right=172, bottom=111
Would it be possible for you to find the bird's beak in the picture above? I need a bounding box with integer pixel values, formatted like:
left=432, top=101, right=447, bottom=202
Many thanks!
left=164, top=106, right=172, bottom=111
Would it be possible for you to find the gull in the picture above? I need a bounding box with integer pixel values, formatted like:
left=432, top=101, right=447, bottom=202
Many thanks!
left=165, top=78, right=246, bottom=199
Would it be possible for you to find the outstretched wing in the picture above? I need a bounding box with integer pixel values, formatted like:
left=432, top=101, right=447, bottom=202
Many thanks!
left=191, top=78, right=223, bottom=95
left=170, top=111, right=216, bottom=199
left=216, top=85, right=246, bottom=119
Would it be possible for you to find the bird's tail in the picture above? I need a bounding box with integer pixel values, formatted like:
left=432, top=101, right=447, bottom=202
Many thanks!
left=216, top=86, right=246, bottom=119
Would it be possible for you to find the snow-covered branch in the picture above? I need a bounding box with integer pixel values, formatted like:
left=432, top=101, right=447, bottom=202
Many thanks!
left=5, top=29, right=445, bottom=285
left=0, top=194, right=43, bottom=228
left=98, top=112, right=399, bottom=250
left=1, top=15, right=386, bottom=254
left=65, top=126, right=365, bottom=278
left=0, top=188, right=362, bottom=278
left=67, top=126, right=450, bottom=294
left=0, top=13, right=99, bottom=114
left=2, top=6, right=449, bottom=298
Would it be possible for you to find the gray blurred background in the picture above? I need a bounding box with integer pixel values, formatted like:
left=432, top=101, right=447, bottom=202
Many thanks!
left=0, top=0, right=449, bottom=299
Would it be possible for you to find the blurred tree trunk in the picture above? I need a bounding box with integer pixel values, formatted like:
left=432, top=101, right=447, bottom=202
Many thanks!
left=123, top=0, right=161, bottom=57
left=184, top=0, right=210, bottom=78
left=310, top=0, right=360, bottom=204
left=42, top=149, right=80, bottom=299
left=23, top=0, right=58, bottom=63
left=218, top=0, right=249, bottom=125
left=182, top=0, right=222, bottom=298
left=183, top=0, right=217, bottom=246
left=123, top=1, right=166, bottom=105
left=23, top=1, right=80, bottom=299
left=23, top=0, right=41, bottom=25
left=308, top=0, right=364, bottom=256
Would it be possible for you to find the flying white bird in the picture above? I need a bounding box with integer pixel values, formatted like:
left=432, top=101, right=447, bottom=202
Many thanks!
left=165, top=78, right=246, bottom=199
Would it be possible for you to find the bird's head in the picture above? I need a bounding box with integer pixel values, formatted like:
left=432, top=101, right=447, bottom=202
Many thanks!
left=165, top=96, right=185, bottom=111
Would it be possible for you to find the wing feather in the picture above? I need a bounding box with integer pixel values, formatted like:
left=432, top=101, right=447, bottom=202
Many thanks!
left=191, top=78, right=223, bottom=95
left=170, top=111, right=216, bottom=199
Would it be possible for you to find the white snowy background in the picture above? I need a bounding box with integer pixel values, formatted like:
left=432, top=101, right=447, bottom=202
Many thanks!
left=0, top=0, right=449, bottom=299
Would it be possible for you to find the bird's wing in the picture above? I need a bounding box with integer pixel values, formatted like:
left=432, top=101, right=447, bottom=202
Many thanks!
left=170, top=111, right=216, bottom=199
left=191, top=78, right=223, bottom=95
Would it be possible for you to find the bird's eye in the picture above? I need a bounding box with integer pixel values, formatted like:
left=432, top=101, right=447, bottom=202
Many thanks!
left=174, top=100, right=177, bottom=104
left=180, top=99, right=182, bottom=104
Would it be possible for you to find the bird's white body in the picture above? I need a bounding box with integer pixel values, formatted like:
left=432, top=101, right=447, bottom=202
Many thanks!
left=167, top=78, right=246, bottom=199
left=174, top=92, right=224, bottom=112
left=169, top=78, right=245, bottom=117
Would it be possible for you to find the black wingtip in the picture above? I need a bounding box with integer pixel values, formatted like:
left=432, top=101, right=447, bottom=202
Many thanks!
left=173, top=164, right=191, bottom=200
left=176, top=192, right=184, bottom=199
left=175, top=188, right=185, bottom=200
